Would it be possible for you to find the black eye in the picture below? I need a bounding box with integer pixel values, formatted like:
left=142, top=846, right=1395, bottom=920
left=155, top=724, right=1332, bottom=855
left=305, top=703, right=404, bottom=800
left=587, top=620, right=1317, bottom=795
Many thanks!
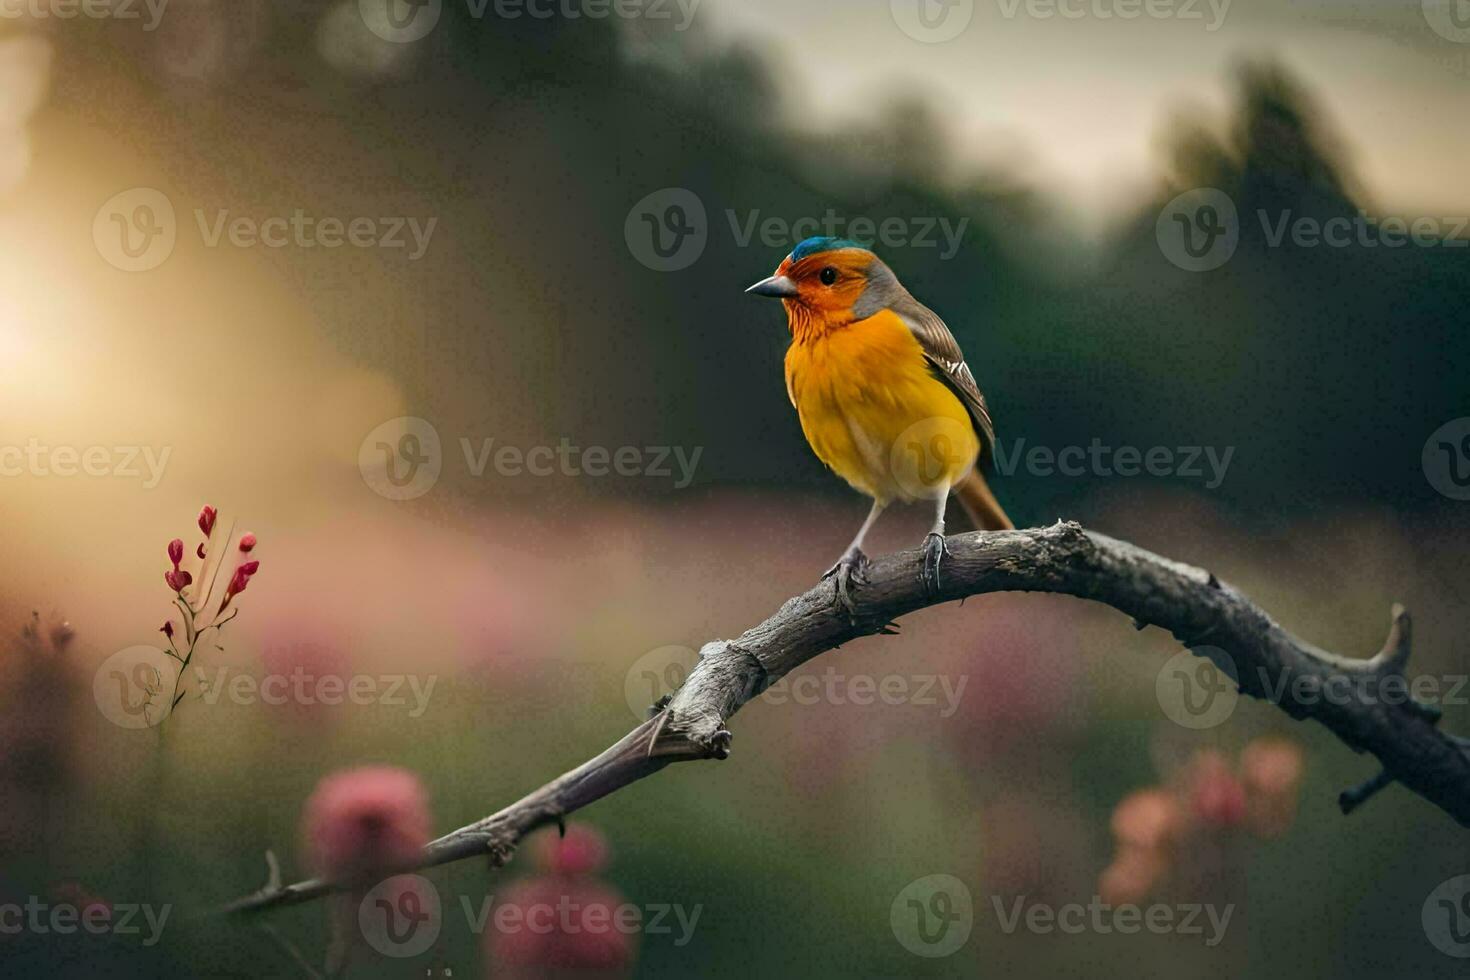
left=819, top=266, right=838, bottom=286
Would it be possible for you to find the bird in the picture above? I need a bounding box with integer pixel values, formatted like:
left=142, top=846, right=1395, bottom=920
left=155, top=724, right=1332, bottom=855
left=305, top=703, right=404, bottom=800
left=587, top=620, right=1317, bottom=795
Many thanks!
left=747, top=236, right=1012, bottom=617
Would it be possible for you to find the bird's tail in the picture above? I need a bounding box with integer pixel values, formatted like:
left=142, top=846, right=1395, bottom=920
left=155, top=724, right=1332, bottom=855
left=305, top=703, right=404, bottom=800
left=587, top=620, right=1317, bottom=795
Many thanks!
left=954, top=470, right=1014, bottom=531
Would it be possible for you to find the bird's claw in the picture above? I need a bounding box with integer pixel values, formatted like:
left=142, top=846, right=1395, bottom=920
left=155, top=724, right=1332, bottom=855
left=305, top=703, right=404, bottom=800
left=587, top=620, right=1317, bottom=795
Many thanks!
left=921, top=531, right=950, bottom=596
left=822, top=548, right=870, bottom=622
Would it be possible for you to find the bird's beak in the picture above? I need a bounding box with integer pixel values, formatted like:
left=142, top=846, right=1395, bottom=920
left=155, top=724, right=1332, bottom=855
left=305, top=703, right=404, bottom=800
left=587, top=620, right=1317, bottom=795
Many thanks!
left=745, top=274, right=798, bottom=298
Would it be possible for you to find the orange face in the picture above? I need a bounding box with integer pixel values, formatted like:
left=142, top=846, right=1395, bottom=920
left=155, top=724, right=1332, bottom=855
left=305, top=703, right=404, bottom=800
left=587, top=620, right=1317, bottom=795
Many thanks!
left=774, top=248, right=874, bottom=322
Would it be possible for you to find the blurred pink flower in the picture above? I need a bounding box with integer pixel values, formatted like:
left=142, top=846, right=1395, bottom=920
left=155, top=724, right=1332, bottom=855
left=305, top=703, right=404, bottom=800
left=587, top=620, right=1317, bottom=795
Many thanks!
left=301, top=766, right=431, bottom=881
left=486, top=825, right=635, bottom=979
left=1111, top=788, right=1182, bottom=852
left=1189, top=750, right=1247, bottom=828
left=1240, top=737, right=1305, bottom=837
left=1099, top=739, right=1303, bottom=903
left=198, top=505, right=217, bottom=537
left=238, top=532, right=257, bottom=553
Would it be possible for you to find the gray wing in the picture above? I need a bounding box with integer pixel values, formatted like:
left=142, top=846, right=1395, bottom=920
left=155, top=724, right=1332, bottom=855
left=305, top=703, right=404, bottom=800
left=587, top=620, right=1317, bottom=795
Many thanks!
left=890, top=294, right=999, bottom=472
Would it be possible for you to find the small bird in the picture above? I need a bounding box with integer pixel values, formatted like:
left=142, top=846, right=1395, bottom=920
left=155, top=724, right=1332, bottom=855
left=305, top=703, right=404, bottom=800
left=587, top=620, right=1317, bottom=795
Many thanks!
left=747, top=237, right=1012, bottom=616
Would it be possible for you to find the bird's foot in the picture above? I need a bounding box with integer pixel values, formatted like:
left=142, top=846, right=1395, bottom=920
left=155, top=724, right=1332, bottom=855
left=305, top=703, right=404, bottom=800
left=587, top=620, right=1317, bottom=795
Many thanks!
left=921, top=531, right=951, bottom=597
left=822, top=548, right=870, bottom=622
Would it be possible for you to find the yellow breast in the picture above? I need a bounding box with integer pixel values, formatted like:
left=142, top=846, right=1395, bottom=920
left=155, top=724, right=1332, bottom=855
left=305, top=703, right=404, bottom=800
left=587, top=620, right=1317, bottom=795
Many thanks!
left=784, top=309, right=979, bottom=503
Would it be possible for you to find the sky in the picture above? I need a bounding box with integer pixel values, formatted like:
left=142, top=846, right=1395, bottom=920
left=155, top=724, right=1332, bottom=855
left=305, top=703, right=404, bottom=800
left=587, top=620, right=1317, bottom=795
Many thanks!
left=696, top=0, right=1470, bottom=230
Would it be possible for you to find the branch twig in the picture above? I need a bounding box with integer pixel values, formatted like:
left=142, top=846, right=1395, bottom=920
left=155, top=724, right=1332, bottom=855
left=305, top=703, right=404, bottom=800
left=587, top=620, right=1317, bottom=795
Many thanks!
left=226, top=522, right=1470, bottom=914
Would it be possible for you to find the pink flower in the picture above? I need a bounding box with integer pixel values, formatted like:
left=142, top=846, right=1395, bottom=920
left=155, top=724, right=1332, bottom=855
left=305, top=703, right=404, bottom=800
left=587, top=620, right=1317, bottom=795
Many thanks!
left=160, top=621, right=174, bottom=640
left=301, top=766, right=431, bottom=881
left=167, top=538, right=184, bottom=568
left=486, top=825, right=635, bottom=977
left=164, top=568, right=193, bottom=593
left=198, top=505, right=217, bottom=537
left=238, top=533, right=257, bottom=553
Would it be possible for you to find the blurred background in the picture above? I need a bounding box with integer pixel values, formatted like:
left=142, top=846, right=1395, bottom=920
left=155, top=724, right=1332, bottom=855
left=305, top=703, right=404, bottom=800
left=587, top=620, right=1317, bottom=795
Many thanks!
left=1, top=0, right=1469, bottom=976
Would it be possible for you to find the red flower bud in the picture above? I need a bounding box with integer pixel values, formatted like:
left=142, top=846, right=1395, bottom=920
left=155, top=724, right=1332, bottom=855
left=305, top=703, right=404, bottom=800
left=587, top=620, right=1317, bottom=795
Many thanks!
left=164, top=569, right=193, bottom=593
left=160, top=621, right=174, bottom=639
left=196, top=543, right=207, bottom=560
left=238, top=533, right=257, bottom=553
left=219, top=560, right=261, bottom=611
left=198, top=505, right=217, bottom=537
left=167, top=538, right=184, bottom=568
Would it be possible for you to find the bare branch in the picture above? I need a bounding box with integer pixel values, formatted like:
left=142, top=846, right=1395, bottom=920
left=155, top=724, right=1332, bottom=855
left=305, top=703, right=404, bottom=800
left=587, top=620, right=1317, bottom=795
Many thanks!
left=226, top=522, right=1470, bottom=914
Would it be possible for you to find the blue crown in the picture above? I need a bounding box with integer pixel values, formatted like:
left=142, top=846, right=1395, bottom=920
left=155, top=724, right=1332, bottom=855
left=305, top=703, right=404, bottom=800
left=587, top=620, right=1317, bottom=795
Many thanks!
left=788, top=236, right=871, bottom=262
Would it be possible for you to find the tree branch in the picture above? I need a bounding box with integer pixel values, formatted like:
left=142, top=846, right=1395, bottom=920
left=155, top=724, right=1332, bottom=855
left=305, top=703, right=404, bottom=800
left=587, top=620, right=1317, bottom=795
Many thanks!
left=226, top=521, right=1470, bottom=914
